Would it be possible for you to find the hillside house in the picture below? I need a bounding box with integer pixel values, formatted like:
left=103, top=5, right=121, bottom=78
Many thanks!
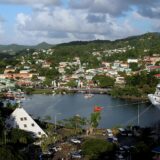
left=115, top=76, right=126, bottom=85
left=146, top=66, right=160, bottom=72
left=4, top=68, right=15, bottom=74
left=127, top=59, right=138, bottom=63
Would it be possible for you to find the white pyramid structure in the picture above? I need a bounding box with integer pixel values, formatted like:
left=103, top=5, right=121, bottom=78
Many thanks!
left=5, top=107, right=47, bottom=138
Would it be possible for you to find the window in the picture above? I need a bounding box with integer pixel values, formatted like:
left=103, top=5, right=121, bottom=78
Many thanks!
left=24, top=124, right=27, bottom=128
left=31, top=123, right=35, bottom=127
left=38, top=132, right=41, bottom=135
left=24, top=117, right=27, bottom=120
left=20, top=118, right=23, bottom=121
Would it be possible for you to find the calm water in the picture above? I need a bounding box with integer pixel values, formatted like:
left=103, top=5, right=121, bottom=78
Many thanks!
left=22, top=94, right=160, bottom=128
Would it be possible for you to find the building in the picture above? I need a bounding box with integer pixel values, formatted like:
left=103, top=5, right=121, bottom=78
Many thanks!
left=147, top=66, right=160, bottom=72
left=4, top=68, right=15, bottom=74
left=127, top=59, right=138, bottom=63
left=6, top=107, right=47, bottom=138
left=0, top=78, right=15, bottom=91
left=115, top=76, right=126, bottom=85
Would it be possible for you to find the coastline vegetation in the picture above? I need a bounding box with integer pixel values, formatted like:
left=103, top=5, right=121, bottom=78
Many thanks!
left=111, top=71, right=159, bottom=100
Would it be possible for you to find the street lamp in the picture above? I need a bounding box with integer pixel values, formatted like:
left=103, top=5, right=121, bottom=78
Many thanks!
left=54, top=113, right=61, bottom=131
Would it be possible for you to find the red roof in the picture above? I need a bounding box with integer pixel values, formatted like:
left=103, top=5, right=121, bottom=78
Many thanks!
left=148, top=66, right=160, bottom=70
left=154, top=74, right=160, bottom=78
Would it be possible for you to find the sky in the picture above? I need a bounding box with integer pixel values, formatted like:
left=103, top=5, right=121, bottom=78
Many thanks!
left=0, top=0, right=160, bottom=45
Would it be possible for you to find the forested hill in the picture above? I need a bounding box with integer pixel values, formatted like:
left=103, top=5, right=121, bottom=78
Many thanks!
left=0, top=32, right=160, bottom=56
left=50, top=32, right=160, bottom=62
left=56, top=32, right=160, bottom=51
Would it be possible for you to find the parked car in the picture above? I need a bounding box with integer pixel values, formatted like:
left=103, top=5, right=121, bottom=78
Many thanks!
left=71, top=152, right=82, bottom=159
left=106, top=129, right=114, bottom=137
left=39, top=153, right=52, bottom=160
left=70, top=138, right=81, bottom=144
left=107, top=137, right=118, bottom=143
left=118, top=128, right=127, bottom=136
left=50, top=146, right=62, bottom=152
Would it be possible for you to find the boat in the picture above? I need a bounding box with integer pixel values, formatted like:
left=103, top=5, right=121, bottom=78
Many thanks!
left=84, top=86, right=94, bottom=99
left=148, top=84, right=160, bottom=108
left=84, top=93, right=94, bottom=99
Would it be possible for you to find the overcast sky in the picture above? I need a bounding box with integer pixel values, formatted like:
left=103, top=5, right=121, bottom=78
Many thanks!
left=0, top=0, right=160, bottom=45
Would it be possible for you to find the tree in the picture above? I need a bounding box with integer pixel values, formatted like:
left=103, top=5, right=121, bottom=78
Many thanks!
left=60, top=115, right=86, bottom=134
left=90, top=112, right=101, bottom=128
left=129, top=63, right=139, bottom=71
left=67, top=80, right=77, bottom=88
left=86, top=112, right=101, bottom=135
left=93, top=75, right=115, bottom=88
left=10, top=129, right=33, bottom=144
left=82, top=138, right=116, bottom=160
left=31, top=75, right=38, bottom=81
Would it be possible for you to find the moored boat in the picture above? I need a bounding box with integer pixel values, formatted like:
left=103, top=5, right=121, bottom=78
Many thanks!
left=84, top=93, right=94, bottom=99
left=148, top=84, right=160, bottom=109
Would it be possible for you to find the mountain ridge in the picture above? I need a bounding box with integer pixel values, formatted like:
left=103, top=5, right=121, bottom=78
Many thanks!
left=0, top=32, right=160, bottom=53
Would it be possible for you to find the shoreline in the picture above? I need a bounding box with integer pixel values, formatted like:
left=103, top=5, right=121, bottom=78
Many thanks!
left=25, top=88, right=149, bottom=102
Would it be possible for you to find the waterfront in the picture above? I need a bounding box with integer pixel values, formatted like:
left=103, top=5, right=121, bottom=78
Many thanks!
left=22, top=94, right=160, bottom=128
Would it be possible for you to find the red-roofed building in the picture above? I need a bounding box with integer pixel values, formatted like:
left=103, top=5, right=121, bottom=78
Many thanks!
left=146, top=66, right=160, bottom=72
left=154, top=74, right=160, bottom=79
left=2, top=73, right=33, bottom=79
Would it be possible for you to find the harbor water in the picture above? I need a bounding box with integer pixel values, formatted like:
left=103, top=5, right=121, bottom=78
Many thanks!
left=22, top=94, right=160, bottom=128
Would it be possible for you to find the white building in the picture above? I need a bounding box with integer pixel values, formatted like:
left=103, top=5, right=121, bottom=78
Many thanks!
left=6, top=107, right=47, bottom=138
left=127, top=59, right=138, bottom=63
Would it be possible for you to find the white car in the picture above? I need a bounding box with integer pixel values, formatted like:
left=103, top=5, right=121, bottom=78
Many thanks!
left=70, top=138, right=81, bottom=144
left=108, top=133, right=114, bottom=137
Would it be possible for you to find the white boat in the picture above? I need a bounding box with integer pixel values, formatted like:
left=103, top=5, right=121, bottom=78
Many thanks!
left=148, top=84, right=160, bottom=108
left=84, top=93, right=94, bottom=99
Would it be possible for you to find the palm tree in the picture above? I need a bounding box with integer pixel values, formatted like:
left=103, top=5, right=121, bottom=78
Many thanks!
left=86, top=112, right=101, bottom=135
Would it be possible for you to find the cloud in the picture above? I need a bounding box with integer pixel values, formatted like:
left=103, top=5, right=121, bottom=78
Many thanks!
left=69, top=0, right=160, bottom=19
left=14, top=6, right=138, bottom=44
left=86, top=14, right=106, bottom=23
left=69, top=0, right=131, bottom=16
left=0, top=0, right=61, bottom=6
left=2, top=0, right=160, bottom=44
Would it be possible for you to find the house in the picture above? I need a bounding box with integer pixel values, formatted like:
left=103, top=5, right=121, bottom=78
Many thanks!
left=107, top=69, right=118, bottom=77
left=4, top=68, right=15, bottom=74
left=120, top=63, right=129, bottom=68
left=154, top=74, right=160, bottom=79
left=16, top=80, right=33, bottom=86
left=20, top=70, right=30, bottom=74
left=4, top=73, right=33, bottom=79
left=127, top=59, right=138, bottom=63
left=115, top=76, right=126, bottom=85
left=58, top=67, right=65, bottom=74
left=5, top=107, right=47, bottom=138
left=113, top=61, right=121, bottom=68
left=146, top=66, right=160, bottom=72
left=102, top=62, right=111, bottom=67
left=143, top=56, right=160, bottom=65
left=42, top=61, right=52, bottom=68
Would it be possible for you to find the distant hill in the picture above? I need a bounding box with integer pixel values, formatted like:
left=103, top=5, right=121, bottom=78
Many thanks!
left=0, top=42, right=53, bottom=53
left=34, top=42, right=53, bottom=49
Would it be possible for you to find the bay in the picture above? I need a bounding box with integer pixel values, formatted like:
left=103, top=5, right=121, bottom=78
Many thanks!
left=22, top=94, right=160, bottom=128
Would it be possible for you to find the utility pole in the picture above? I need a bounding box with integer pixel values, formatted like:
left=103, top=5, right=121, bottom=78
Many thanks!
left=55, top=113, right=61, bottom=131
left=138, top=102, right=140, bottom=126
